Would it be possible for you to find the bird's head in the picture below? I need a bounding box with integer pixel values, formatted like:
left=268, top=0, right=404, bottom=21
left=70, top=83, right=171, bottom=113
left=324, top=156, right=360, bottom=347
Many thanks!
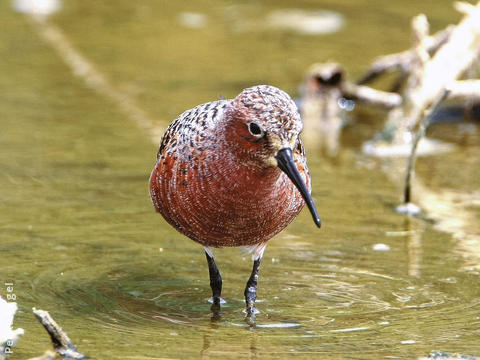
left=224, top=85, right=321, bottom=228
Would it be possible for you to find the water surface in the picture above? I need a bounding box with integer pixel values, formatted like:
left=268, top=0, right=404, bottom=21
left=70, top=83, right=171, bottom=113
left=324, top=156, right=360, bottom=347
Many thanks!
left=1, top=1, right=479, bottom=359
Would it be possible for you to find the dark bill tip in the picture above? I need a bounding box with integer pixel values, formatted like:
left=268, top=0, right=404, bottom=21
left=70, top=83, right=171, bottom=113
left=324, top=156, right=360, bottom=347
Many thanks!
left=275, top=148, right=321, bottom=228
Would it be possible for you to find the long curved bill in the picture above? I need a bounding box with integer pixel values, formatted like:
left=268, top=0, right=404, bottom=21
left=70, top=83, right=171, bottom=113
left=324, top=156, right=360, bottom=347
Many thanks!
left=275, top=148, right=321, bottom=228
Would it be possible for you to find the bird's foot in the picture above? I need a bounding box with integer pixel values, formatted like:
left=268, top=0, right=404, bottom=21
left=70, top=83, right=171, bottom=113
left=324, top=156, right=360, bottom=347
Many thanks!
left=243, top=305, right=260, bottom=316
left=243, top=305, right=259, bottom=326
left=208, top=296, right=226, bottom=305
left=208, top=297, right=225, bottom=320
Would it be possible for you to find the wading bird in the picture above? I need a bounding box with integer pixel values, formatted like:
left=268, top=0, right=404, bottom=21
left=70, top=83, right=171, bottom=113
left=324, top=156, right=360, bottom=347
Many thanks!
left=149, top=85, right=321, bottom=317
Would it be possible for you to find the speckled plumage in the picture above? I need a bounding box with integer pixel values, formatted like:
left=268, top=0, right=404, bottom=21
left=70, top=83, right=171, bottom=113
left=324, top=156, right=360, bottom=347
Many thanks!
left=149, top=85, right=311, bottom=254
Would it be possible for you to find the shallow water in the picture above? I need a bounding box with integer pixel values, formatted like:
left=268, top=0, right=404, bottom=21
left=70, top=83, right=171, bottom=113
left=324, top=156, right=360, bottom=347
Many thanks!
left=1, top=1, right=479, bottom=359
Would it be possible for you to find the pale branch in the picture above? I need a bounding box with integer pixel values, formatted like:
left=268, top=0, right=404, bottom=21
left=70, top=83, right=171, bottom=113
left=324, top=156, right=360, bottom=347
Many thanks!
left=405, top=2, right=480, bottom=121
left=364, top=0, right=480, bottom=147
left=412, top=13, right=429, bottom=46
left=343, top=83, right=402, bottom=109
left=32, top=308, right=85, bottom=359
left=455, top=1, right=477, bottom=15
left=446, top=80, right=480, bottom=100
left=404, top=89, right=450, bottom=204
left=357, top=25, right=454, bottom=85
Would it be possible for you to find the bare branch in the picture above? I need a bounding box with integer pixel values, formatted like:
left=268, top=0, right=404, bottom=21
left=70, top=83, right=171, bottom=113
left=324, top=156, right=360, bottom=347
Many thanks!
left=343, top=83, right=402, bottom=109
left=454, top=1, right=477, bottom=14
left=357, top=26, right=454, bottom=85
left=447, top=80, right=480, bottom=100
left=404, top=90, right=450, bottom=203
left=33, top=308, right=85, bottom=359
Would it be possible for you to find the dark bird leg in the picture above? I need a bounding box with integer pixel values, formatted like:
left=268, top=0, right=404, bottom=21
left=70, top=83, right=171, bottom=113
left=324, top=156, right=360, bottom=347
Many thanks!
left=244, top=258, right=262, bottom=318
left=205, top=250, right=223, bottom=312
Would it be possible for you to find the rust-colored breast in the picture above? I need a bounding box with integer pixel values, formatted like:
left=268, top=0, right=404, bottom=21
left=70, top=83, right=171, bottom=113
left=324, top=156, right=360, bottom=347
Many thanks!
left=150, top=146, right=309, bottom=249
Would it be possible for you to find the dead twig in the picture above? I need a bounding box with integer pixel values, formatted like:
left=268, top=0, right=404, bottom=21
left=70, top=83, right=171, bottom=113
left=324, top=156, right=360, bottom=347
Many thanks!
left=404, top=89, right=450, bottom=204
left=343, top=83, right=402, bottom=109
left=32, top=308, right=85, bottom=359
left=446, top=80, right=480, bottom=100
left=357, top=25, right=454, bottom=85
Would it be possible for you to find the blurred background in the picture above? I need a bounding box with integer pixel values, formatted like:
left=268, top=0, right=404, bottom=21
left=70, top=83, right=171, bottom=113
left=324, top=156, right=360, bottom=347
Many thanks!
left=1, top=0, right=479, bottom=359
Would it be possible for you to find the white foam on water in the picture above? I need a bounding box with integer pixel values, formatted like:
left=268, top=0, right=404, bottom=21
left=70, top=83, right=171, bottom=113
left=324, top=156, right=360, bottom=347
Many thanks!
left=331, top=326, right=369, bottom=333
left=373, top=243, right=391, bottom=251
left=363, top=137, right=455, bottom=157
left=177, top=12, right=207, bottom=29
left=266, top=9, right=344, bottom=35
left=13, top=0, right=60, bottom=16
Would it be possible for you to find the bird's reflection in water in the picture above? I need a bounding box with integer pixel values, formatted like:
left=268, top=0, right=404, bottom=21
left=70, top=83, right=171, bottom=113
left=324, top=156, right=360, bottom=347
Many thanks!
left=201, top=310, right=259, bottom=360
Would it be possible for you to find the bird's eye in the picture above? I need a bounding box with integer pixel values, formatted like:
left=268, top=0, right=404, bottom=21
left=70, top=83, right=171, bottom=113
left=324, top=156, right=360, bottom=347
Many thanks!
left=248, top=122, right=263, bottom=137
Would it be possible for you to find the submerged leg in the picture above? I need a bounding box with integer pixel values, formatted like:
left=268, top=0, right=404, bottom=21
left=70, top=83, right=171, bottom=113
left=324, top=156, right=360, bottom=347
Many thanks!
left=244, top=258, right=262, bottom=317
left=205, top=250, right=223, bottom=307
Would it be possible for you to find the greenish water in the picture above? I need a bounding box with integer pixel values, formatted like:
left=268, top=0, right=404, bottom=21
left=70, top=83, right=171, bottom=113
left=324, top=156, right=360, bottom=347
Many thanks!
left=1, top=1, right=479, bottom=359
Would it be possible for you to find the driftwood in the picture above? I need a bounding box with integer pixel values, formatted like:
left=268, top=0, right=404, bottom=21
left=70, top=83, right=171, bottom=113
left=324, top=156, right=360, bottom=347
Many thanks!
left=301, top=3, right=480, bottom=157
left=31, top=309, right=84, bottom=360
left=301, top=2, right=480, bottom=213
left=357, top=25, right=454, bottom=87
left=403, top=90, right=450, bottom=204
left=361, top=1, right=480, bottom=206
left=0, top=303, right=84, bottom=360
left=447, top=79, right=480, bottom=100
left=361, top=1, right=480, bottom=148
